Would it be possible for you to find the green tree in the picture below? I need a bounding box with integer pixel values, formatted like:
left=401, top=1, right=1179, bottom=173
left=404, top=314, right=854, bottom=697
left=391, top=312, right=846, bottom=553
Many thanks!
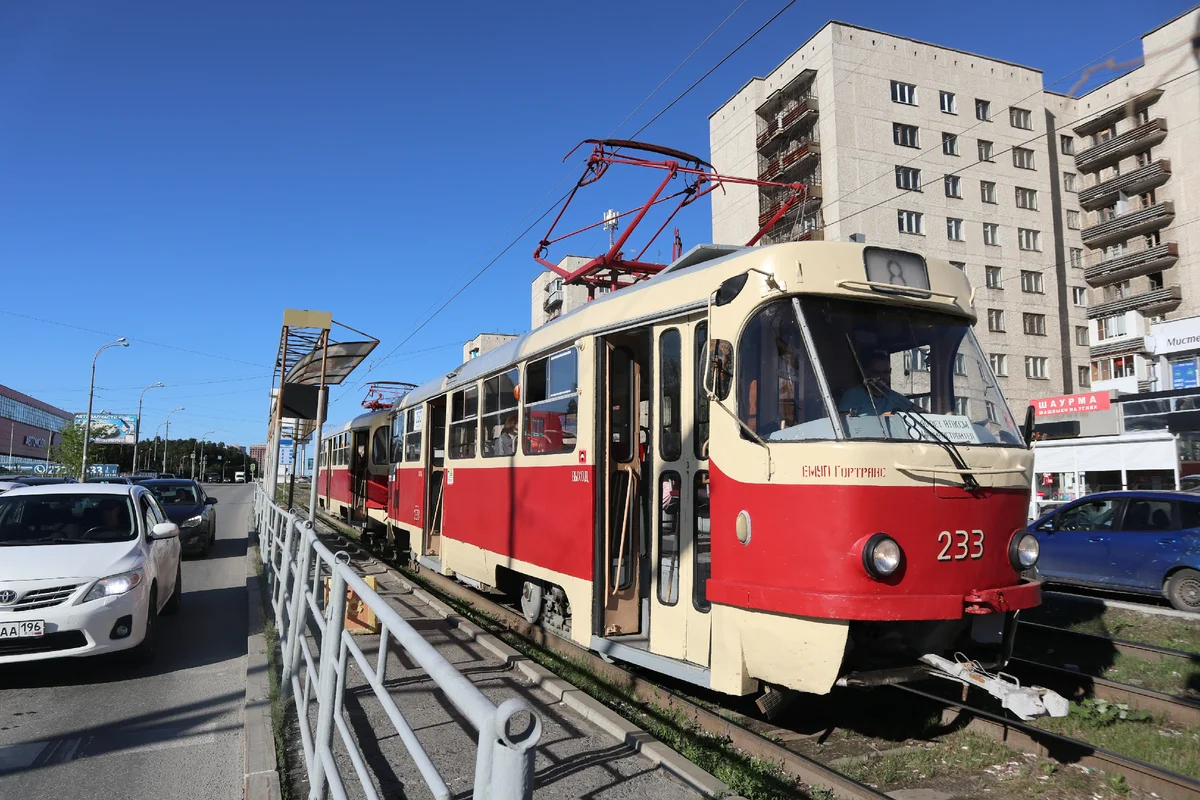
left=49, top=423, right=88, bottom=478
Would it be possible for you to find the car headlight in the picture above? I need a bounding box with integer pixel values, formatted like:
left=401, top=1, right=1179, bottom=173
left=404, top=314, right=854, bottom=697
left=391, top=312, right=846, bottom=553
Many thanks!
left=863, top=533, right=903, bottom=579
left=82, top=569, right=144, bottom=603
left=1010, top=532, right=1040, bottom=570
left=181, top=515, right=203, bottom=528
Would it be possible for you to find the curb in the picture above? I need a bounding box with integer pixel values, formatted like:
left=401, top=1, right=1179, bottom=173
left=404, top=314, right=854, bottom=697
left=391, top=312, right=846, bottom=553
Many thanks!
left=245, top=540, right=282, bottom=800
left=394, top=574, right=729, bottom=799
left=1044, top=590, right=1199, bottom=620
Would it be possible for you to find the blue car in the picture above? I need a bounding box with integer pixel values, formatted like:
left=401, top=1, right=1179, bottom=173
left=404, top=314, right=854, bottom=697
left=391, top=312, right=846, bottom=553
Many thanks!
left=1028, top=491, right=1200, bottom=612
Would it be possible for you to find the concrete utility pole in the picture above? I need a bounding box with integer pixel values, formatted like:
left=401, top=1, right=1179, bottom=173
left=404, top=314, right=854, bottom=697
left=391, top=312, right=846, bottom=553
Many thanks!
left=81, top=338, right=128, bottom=480
left=162, top=407, right=184, bottom=474
left=131, top=382, right=164, bottom=477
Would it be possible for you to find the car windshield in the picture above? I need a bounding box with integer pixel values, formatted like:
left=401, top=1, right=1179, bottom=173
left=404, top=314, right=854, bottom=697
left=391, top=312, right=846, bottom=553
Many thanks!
left=737, top=297, right=1022, bottom=446
left=150, top=485, right=199, bottom=505
left=0, top=493, right=137, bottom=545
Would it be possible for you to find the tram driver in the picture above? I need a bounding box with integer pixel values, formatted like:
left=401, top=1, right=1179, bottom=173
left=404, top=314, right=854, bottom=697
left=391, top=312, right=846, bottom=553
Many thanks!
left=839, top=349, right=914, bottom=417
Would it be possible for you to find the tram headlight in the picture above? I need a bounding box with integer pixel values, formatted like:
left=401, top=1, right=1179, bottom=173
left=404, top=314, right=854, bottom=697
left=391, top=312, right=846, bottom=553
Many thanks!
left=862, top=533, right=903, bottom=580
left=1009, top=532, right=1040, bottom=570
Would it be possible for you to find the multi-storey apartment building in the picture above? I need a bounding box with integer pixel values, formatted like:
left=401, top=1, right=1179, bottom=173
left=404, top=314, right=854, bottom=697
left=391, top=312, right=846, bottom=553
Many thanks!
left=709, top=9, right=1198, bottom=417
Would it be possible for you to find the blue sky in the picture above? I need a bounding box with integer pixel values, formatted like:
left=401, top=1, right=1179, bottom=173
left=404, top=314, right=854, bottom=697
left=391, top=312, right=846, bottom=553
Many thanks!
left=1, top=0, right=1190, bottom=446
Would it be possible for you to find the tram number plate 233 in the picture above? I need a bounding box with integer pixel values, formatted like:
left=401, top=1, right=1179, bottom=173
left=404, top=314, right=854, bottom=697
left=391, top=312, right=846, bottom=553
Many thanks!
left=936, top=529, right=983, bottom=561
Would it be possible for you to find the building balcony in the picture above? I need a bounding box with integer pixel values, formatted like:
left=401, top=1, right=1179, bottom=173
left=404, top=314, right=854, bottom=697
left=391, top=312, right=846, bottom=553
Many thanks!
left=1089, top=336, right=1148, bottom=358
left=757, top=138, right=820, bottom=182
left=544, top=288, right=562, bottom=312
left=1086, top=284, right=1181, bottom=320
left=1074, top=118, right=1168, bottom=173
left=1084, top=241, right=1179, bottom=287
left=1078, top=159, right=1171, bottom=211
left=756, top=96, right=819, bottom=151
left=758, top=184, right=822, bottom=227
left=763, top=227, right=824, bottom=246
left=1080, top=201, right=1174, bottom=249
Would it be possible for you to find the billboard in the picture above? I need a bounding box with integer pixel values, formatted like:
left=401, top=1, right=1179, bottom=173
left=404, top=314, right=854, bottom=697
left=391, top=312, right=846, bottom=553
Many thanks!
left=73, top=413, right=138, bottom=445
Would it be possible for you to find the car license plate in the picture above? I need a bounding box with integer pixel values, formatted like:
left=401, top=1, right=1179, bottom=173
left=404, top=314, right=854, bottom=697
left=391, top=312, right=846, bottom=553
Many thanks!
left=0, top=620, right=44, bottom=639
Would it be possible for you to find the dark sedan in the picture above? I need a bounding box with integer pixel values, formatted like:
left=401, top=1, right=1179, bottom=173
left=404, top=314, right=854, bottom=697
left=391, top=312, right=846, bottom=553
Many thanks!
left=1028, top=490, right=1200, bottom=612
left=140, top=478, right=218, bottom=555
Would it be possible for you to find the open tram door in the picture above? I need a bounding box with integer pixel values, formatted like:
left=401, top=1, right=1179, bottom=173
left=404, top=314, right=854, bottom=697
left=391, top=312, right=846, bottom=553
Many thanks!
left=597, top=331, right=650, bottom=638
left=350, top=429, right=369, bottom=523
left=423, top=397, right=447, bottom=558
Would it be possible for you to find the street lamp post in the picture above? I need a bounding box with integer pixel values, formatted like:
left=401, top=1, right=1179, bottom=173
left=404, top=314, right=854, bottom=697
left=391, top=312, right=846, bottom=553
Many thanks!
left=131, top=382, right=164, bottom=477
left=81, top=338, right=129, bottom=480
left=194, top=430, right=214, bottom=480
left=151, top=422, right=167, bottom=471
left=162, top=407, right=184, bottom=474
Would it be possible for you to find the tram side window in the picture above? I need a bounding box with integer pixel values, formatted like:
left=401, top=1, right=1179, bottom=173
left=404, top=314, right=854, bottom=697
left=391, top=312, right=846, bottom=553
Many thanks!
left=693, top=471, right=711, bottom=612
left=390, top=412, right=405, bottom=463
left=523, top=349, right=578, bottom=455
left=404, top=407, right=423, bottom=462
left=482, top=368, right=520, bottom=458
left=658, top=471, right=681, bottom=605
left=372, top=425, right=390, bottom=465
left=449, top=385, right=479, bottom=459
left=738, top=300, right=833, bottom=441
left=660, top=329, right=682, bottom=462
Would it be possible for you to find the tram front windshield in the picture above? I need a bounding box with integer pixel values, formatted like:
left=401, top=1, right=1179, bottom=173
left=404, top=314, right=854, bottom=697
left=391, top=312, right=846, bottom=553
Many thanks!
left=736, top=297, right=1023, bottom=446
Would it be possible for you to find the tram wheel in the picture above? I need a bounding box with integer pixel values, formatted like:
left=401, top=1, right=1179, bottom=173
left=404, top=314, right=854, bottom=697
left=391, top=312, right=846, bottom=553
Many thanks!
left=520, top=581, right=544, bottom=624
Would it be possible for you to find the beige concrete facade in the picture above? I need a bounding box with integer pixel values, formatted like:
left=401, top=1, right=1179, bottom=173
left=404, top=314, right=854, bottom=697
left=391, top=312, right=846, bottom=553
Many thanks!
left=531, top=256, right=592, bottom=329
left=709, top=10, right=1199, bottom=415
left=462, top=333, right=517, bottom=362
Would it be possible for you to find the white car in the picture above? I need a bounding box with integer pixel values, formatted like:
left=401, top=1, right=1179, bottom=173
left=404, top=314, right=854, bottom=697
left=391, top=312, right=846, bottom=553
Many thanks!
left=0, top=483, right=182, bottom=665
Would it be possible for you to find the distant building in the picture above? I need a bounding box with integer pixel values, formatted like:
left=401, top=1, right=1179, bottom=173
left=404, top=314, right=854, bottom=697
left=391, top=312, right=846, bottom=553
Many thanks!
left=249, top=443, right=267, bottom=471
left=531, top=256, right=592, bottom=329
left=0, top=384, right=72, bottom=471
left=463, top=333, right=518, bottom=362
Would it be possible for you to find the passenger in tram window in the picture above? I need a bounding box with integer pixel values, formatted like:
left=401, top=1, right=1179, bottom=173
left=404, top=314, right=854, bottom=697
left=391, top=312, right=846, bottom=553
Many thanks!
left=496, top=414, right=518, bottom=456
left=839, top=350, right=914, bottom=416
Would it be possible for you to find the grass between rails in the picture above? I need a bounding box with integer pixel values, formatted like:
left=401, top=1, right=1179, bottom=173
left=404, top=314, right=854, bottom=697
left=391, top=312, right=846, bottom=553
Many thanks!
left=1035, top=704, right=1200, bottom=781
left=1100, top=652, right=1200, bottom=699
left=1024, top=601, right=1200, bottom=654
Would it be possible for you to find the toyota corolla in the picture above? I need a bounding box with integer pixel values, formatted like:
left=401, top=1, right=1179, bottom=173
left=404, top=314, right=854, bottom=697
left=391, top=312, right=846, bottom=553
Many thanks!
left=0, top=484, right=182, bottom=665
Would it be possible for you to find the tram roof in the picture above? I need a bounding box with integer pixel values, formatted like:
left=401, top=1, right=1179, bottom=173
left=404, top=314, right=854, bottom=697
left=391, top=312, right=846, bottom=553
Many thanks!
left=392, top=240, right=972, bottom=412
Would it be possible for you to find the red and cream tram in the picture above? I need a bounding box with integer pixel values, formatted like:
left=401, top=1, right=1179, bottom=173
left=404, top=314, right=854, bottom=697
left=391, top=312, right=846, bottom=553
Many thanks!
left=318, top=241, right=1048, bottom=705
left=316, top=412, right=392, bottom=531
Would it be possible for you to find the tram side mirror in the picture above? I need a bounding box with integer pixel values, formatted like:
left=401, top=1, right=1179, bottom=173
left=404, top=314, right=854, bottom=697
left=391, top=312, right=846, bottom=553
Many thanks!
left=714, top=273, right=749, bottom=307
left=1021, top=405, right=1035, bottom=449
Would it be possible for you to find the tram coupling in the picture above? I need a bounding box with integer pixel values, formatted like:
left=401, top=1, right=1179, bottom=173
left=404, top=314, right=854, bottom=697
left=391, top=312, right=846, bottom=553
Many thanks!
left=918, top=653, right=1069, bottom=720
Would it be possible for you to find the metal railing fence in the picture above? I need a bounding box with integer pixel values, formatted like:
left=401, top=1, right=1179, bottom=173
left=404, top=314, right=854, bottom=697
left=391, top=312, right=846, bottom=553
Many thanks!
left=253, top=486, right=540, bottom=800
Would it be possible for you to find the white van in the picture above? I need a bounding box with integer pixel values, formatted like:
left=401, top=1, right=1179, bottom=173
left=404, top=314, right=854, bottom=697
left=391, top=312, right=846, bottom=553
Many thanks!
left=234, top=471, right=246, bottom=483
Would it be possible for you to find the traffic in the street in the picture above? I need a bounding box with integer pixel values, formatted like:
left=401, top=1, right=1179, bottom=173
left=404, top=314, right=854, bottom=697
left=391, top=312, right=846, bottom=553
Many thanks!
left=2, top=3, right=1198, bottom=799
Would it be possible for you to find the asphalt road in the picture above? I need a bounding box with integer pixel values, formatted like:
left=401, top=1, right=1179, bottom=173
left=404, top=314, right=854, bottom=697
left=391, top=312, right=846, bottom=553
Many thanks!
left=0, top=482, right=252, bottom=800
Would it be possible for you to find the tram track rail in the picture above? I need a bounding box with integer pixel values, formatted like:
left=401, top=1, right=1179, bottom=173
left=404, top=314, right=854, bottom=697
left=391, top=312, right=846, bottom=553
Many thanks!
left=1017, top=620, right=1200, bottom=667
left=282, top=501, right=1200, bottom=800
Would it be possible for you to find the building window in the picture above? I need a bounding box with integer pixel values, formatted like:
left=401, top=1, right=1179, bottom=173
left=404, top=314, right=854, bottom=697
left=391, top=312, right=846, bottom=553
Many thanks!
left=897, top=209, right=924, bottom=235
left=905, top=347, right=931, bottom=372
left=987, top=308, right=1005, bottom=332
left=975, top=99, right=991, bottom=121
left=1012, top=147, right=1035, bottom=170
left=944, top=175, right=961, bottom=198
left=989, top=353, right=1008, bottom=376
left=891, top=80, right=917, bottom=105
left=977, top=139, right=994, bottom=162
left=955, top=397, right=970, bottom=416
left=1094, top=308, right=1118, bottom=335
left=946, top=217, right=964, bottom=241
left=1014, top=187, right=1038, bottom=210
left=1017, top=228, right=1041, bottom=251
left=942, top=132, right=959, bottom=156
left=1065, top=209, right=1080, bottom=230
left=1023, top=312, right=1047, bottom=335
left=1135, top=108, right=1150, bottom=125
left=1063, top=172, right=1077, bottom=192
left=1070, top=247, right=1083, bottom=268
left=1091, top=354, right=1135, bottom=382
left=950, top=261, right=966, bottom=272
left=1026, top=356, right=1049, bottom=379
left=1060, top=135, right=1075, bottom=155
left=983, top=222, right=999, bottom=246
left=893, top=122, right=919, bottom=148
left=1070, top=287, right=1086, bottom=308
left=939, top=90, right=957, bottom=114
left=1009, top=107, right=1033, bottom=130
left=980, top=180, right=996, bottom=203
left=1149, top=271, right=1164, bottom=290
left=985, top=265, right=1002, bottom=288
left=1136, top=149, right=1153, bottom=167
left=1020, top=270, right=1044, bottom=294
left=895, top=165, right=921, bottom=190
left=1078, top=365, right=1091, bottom=387
left=1103, top=280, right=1131, bottom=301
left=1075, top=326, right=1089, bottom=346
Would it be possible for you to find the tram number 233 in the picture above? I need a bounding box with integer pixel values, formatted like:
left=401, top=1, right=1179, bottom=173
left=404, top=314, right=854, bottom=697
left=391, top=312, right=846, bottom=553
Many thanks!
left=936, top=529, right=984, bottom=561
